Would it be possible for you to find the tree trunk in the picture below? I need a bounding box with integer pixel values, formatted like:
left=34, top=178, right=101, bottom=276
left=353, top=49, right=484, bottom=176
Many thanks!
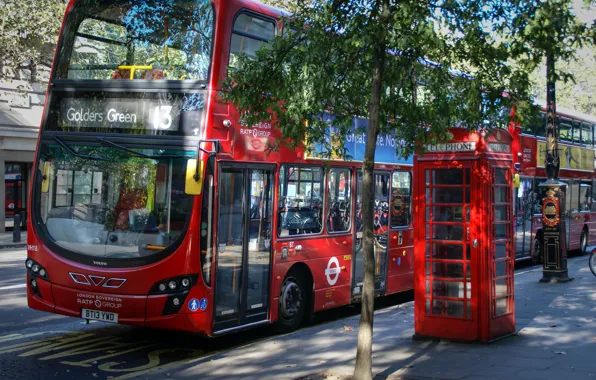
left=353, top=17, right=386, bottom=380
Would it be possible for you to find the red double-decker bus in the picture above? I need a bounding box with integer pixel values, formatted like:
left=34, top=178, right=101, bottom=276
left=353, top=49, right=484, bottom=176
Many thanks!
left=511, top=104, right=596, bottom=263
left=27, top=0, right=415, bottom=335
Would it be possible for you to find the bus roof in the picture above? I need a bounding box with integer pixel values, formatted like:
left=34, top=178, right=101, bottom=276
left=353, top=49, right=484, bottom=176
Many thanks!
left=534, top=99, right=596, bottom=124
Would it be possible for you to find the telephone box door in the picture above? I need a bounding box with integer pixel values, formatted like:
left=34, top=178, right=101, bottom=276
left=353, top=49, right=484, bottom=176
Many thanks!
left=486, top=164, right=515, bottom=340
left=415, top=162, right=479, bottom=340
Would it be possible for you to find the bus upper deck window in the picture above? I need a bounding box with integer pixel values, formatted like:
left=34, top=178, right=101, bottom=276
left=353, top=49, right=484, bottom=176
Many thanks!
left=230, top=13, right=276, bottom=67
left=59, top=0, right=213, bottom=81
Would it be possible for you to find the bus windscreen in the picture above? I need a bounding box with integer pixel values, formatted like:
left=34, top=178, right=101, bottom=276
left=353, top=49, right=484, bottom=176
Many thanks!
left=54, top=0, right=213, bottom=81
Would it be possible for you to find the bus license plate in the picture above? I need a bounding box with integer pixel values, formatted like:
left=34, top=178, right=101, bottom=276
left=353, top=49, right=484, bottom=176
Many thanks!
left=81, top=308, right=118, bottom=323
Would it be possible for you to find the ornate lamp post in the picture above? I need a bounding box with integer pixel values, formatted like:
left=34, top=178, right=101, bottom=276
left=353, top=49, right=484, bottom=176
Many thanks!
left=539, top=54, right=572, bottom=283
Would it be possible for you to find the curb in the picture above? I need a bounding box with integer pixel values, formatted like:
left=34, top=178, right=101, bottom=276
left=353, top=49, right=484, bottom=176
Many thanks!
left=0, top=243, right=27, bottom=250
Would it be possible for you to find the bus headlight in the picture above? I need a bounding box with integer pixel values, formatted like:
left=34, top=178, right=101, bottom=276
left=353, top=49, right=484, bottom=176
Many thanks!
left=149, top=274, right=198, bottom=295
left=25, top=258, right=49, bottom=280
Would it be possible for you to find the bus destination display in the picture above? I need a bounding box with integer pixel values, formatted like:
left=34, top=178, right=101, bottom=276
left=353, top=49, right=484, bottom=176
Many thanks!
left=60, top=98, right=182, bottom=131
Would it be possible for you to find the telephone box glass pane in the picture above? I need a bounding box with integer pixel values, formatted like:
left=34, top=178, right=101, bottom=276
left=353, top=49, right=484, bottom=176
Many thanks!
left=433, top=300, right=464, bottom=317
left=433, top=262, right=464, bottom=279
left=495, top=260, right=507, bottom=277
left=494, top=188, right=507, bottom=203
left=496, top=242, right=507, bottom=258
left=432, top=206, right=463, bottom=222
left=495, top=206, right=507, bottom=221
left=433, top=169, right=463, bottom=185
left=495, top=224, right=507, bottom=239
left=495, top=279, right=508, bottom=297
left=495, top=297, right=509, bottom=315
left=432, top=281, right=464, bottom=298
left=433, top=224, right=463, bottom=241
left=433, top=188, right=463, bottom=204
left=431, top=244, right=463, bottom=260
left=495, top=168, right=507, bottom=184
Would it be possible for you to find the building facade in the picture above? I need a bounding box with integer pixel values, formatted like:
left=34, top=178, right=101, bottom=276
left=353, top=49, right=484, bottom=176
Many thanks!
left=0, top=79, right=45, bottom=232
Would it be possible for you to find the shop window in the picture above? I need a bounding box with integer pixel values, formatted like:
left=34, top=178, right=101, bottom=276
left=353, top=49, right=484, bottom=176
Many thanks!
left=230, top=13, right=276, bottom=66
left=391, top=171, right=411, bottom=228
left=278, top=166, right=323, bottom=236
left=327, top=168, right=351, bottom=233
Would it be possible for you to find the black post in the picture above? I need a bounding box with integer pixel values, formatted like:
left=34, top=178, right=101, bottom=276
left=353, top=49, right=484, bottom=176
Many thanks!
left=13, top=214, right=21, bottom=243
left=539, top=53, right=572, bottom=283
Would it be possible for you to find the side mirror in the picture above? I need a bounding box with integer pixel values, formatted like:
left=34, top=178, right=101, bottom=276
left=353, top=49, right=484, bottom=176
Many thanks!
left=41, top=162, right=51, bottom=193
left=185, top=159, right=204, bottom=195
left=513, top=173, right=521, bottom=189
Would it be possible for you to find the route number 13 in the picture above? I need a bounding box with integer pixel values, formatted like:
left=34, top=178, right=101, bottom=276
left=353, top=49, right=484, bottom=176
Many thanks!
left=153, top=106, right=173, bottom=130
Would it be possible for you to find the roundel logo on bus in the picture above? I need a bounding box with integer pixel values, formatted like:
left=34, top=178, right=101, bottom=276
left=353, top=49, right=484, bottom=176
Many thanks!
left=325, top=257, right=341, bottom=286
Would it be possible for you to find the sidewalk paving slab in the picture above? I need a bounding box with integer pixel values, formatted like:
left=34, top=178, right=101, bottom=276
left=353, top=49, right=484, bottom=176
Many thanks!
left=140, top=256, right=596, bottom=380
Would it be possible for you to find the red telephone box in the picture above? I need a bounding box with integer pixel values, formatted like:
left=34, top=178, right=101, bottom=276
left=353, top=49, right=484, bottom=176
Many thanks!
left=413, top=128, right=516, bottom=342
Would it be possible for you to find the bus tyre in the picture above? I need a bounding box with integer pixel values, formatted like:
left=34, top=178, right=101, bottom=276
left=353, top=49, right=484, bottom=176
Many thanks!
left=532, top=236, right=543, bottom=265
left=580, top=228, right=588, bottom=255
left=275, top=269, right=307, bottom=333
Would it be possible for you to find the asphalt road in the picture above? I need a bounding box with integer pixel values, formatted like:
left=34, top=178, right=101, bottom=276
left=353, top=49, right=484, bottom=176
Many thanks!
left=0, top=248, right=415, bottom=380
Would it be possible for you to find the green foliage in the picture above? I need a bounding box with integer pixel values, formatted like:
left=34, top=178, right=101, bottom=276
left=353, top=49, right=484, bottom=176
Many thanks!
left=221, top=0, right=538, bottom=160
left=531, top=49, right=596, bottom=114
left=504, top=0, right=595, bottom=103
left=0, top=0, right=67, bottom=81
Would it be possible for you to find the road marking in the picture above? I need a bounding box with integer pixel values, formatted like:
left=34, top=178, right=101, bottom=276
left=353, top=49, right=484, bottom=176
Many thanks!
left=110, top=349, right=204, bottom=380
left=0, top=284, right=26, bottom=290
left=61, top=343, right=160, bottom=367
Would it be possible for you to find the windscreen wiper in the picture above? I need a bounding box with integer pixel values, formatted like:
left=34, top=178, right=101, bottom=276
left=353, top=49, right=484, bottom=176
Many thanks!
left=53, top=136, right=110, bottom=161
left=96, top=137, right=181, bottom=159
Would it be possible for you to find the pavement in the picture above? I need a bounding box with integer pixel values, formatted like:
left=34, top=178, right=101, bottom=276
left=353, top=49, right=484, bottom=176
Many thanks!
left=0, top=231, right=26, bottom=249
left=140, top=256, right=596, bottom=380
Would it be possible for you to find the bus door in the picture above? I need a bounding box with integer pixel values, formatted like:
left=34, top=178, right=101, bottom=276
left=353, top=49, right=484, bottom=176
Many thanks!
left=213, top=164, right=274, bottom=332
left=566, top=180, right=582, bottom=250
left=352, top=171, right=390, bottom=298
left=514, top=176, right=534, bottom=258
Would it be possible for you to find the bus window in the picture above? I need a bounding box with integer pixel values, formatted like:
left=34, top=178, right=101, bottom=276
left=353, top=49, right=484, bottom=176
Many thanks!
left=57, top=0, right=214, bottom=81
left=532, top=178, right=545, bottom=214
left=572, top=120, right=581, bottom=144
left=326, top=168, right=351, bottom=233
left=582, top=122, right=594, bottom=146
left=230, top=13, right=276, bottom=66
left=534, top=112, right=547, bottom=137
left=391, top=171, right=411, bottom=228
left=592, top=180, right=596, bottom=212
left=568, top=181, right=579, bottom=213
left=278, top=165, right=323, bottom=236
left=580, top=183, right=591, bottom=212
left=559, top=117, right=572, bottom=142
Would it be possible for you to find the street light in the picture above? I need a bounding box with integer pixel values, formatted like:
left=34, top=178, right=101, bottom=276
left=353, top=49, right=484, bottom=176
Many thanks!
left=539, top=54, right=572, bottom=283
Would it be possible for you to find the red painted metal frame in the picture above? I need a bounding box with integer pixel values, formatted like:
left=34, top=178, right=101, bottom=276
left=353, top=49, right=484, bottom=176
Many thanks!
left=414, top=129, right=516, bottom=342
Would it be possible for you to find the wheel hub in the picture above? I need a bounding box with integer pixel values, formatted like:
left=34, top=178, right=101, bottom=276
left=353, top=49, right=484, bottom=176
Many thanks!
left=281, top=280, right=301, bottom=319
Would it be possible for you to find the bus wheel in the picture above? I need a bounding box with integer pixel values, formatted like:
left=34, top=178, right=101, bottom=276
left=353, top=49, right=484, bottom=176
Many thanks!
left=580, top=228, right=589, bottom=255
left=532, top=236, right=543, bottom=265
left=275, top=269, right=306, bottom=333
